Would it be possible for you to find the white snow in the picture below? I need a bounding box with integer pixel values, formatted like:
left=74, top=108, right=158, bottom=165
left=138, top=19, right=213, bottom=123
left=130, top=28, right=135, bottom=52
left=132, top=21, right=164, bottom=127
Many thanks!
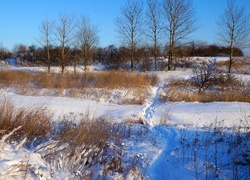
left=0, top=62, right=249, bottom=179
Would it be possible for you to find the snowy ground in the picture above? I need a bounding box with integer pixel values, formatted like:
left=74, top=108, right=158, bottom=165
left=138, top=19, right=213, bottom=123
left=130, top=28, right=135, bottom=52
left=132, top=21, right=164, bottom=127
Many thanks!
left=0, top=61, right=249, bottom=179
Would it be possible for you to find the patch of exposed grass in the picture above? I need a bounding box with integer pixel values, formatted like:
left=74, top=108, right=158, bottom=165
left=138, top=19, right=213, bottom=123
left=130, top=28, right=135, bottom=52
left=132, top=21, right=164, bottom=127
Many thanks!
left=216, top=58, right=250, bottom=74
left=163, top=75, right=250, bottom=103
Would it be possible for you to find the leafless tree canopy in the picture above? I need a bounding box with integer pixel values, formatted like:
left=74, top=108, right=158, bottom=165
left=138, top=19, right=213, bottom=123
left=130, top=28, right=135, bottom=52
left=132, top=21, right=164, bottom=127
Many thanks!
left=145, top=0, right=163, bottom=70
left=55, top=12, right=75, bottom=74
left=217, top=0, right=250, bottom=73
left=38, top=18, right=54, bottom=73
left=77, top=15, right=99, bottom=71
left=115, top=0, right=144, bottom=71
left=162, top=0, right=197, bottom=70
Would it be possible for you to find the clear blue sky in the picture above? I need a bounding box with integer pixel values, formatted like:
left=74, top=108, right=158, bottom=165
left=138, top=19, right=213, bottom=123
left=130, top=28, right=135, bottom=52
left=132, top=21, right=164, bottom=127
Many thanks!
left=0, top=0, right=249, bottom=52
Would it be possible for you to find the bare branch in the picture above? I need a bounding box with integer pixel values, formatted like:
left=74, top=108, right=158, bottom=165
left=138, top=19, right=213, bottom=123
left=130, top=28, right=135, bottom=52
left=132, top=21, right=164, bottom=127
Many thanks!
left=145, top=0, right=163, bottom=70
left=76, top=15, right=99, bottom=71
left=115, top=0, right=144, bottom=70
left=38, top=18, right=54, bottom=73
left=162, top=0, right=198, bottom=70
left=217, top=0, right=250, bottom=73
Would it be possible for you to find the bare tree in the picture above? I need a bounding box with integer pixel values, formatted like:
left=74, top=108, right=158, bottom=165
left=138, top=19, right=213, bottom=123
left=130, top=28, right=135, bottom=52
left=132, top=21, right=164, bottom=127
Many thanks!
left=38, top=18, right=54, bottom=73
left=145, top=0, right=163, bottom=70
left=217, top=0, right=250, bottom=73
left=115, top=0, right=144, bottom=71
left=55, top=12, right=75, bottom=74
left=77, top=15, right=99, bottom=71
left=162, top=0, right=197, bottom=71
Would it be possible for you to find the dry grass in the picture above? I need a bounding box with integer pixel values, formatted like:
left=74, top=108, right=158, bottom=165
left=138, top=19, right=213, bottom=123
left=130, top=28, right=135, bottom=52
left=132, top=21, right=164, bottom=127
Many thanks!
left=58, top=117, right=112, bottom=150
left=163, top=75, right=250, bottom=102
left=0, top=70, right=154, bottom=90
left=216, top=58, right=250, bottom=73
left=0, top=99, right=151, bottom=179
left=164, top=88, right=250, bottom=102
left=94, top=71, right=148, bottom=89
left=0, top=98, right=53, bottom=145
left=0, top=70, right=156, bottom=104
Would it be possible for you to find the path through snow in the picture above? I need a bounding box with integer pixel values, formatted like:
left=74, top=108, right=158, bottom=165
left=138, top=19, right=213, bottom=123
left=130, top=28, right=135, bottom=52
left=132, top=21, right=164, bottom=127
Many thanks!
left=143, top=85, right=164, bottom=126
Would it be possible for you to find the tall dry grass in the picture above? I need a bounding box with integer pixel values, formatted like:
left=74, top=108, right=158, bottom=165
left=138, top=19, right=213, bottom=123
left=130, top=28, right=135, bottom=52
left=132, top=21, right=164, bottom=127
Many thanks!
left=163, top=75, right=250, bottom=102
left=164, top=88, right=250, bottom=102
left=0, top=70, right=158, bottom=104
left=0, top=98, right=52, bottom=145
left=0, top=70, right=156, bottom=90
left=216, top=58, right=250, bottom=73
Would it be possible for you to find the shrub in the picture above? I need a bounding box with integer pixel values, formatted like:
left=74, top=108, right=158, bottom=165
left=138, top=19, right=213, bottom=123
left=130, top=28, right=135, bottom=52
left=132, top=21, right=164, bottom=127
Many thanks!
left=191, top=59, right=216, bottom=94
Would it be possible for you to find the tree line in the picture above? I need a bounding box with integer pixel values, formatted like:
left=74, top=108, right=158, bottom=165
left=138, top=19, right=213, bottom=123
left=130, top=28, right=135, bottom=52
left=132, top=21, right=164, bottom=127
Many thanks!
left=0, top=0, right=249, bottom=73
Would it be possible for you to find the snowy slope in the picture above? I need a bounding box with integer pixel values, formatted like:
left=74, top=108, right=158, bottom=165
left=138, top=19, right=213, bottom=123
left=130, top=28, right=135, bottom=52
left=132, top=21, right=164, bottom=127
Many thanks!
left=0, top=64, right=249, bottom=179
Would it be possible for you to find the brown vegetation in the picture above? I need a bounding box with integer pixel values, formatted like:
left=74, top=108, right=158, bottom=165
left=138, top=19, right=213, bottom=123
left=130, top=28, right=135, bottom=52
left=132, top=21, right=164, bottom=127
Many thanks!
left=0, top=70, right=156, bottom=89
left=0, top=98, right=52, bottom=145
left=162, top=75, right=250, bottom=102
left=0, top=70, right=158, bottom=104
left=216, top=58, right=250, bottom=73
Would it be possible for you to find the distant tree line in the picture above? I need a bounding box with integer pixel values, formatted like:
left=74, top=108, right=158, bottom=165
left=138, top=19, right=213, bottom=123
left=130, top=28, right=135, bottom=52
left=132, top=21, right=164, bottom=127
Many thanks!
left=183, top=42, right=244, bottom=57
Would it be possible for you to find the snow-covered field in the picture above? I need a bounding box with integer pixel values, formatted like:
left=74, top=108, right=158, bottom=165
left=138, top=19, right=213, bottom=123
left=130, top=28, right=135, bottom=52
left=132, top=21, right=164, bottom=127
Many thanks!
left=0, top=61, right=249, bottom=179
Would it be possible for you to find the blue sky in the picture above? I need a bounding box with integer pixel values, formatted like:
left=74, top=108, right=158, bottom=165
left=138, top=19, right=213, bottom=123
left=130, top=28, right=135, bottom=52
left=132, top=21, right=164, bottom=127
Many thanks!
left=0, top=0, right=249, bottom=51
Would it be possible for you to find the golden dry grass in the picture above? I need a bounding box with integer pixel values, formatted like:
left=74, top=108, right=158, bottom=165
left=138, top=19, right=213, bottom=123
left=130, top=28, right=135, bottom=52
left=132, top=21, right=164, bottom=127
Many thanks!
left=0, top=98, right=52, bottom=144
left=0, top=70, right=157, bottom=104
left=0, top=70, right=155, bottom=89
left=216, top=58, right=250, bottom=73
left=164, top=75, right=250, bottom=103
left=164, top=88, right=250, bottom=102
left=59, top=114, right=112, bottom=149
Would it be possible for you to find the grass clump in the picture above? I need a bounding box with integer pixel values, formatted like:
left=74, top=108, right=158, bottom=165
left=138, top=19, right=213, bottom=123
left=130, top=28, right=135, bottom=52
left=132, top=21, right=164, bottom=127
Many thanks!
left=0, top=98, right=52, bottom=146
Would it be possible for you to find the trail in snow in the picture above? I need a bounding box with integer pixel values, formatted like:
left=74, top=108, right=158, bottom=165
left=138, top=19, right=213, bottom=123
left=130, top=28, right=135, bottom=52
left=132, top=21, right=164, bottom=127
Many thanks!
left=143, top=84, right=164, bottom=126
left=148, top=127, right=185, bottom=180
left=142, top=83, right=189, bottom=179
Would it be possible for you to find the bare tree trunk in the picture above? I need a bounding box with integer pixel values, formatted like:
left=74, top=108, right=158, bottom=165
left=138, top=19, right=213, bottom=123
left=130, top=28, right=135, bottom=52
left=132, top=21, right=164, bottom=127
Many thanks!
left=61, top=46, right=65, bottom=74
left=47, top=47, right=51, bottom=74
left=168, top=48, right=172, bottom=71
left=131, top=39, right=135, bottom=71
left=38, top=18, right=54, bottom=74
left=229, top=43, right=234, bottom=73
left=55, top=12, right=75, bottom=74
